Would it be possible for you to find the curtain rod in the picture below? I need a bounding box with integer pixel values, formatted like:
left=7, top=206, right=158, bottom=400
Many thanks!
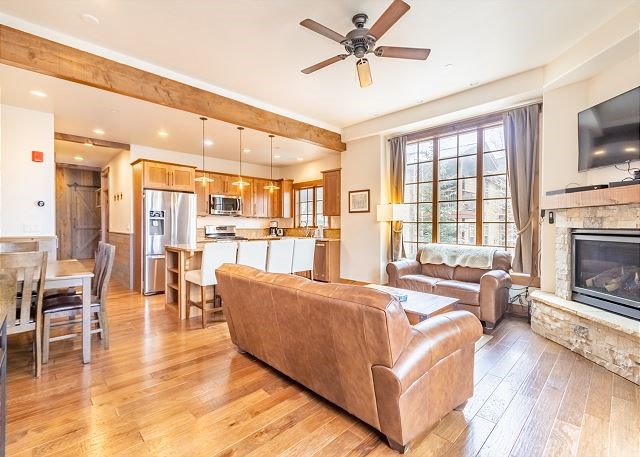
left=388, top=100, right=543, bottom=142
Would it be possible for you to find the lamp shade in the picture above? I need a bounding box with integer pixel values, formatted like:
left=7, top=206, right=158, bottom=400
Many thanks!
left=376, top=203, right=410, bottom=222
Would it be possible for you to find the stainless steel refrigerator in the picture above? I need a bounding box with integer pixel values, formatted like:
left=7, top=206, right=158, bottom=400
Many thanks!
left=143, top=189, right=196, bottom=295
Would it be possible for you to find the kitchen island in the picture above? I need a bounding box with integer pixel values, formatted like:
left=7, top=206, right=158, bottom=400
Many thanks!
left=165, top=237, right=340, bottom=319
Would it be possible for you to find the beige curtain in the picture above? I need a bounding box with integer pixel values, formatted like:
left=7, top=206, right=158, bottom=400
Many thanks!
left=390, top=136, right=407, bottom=261
left=504, top=104, right=540, bottom=273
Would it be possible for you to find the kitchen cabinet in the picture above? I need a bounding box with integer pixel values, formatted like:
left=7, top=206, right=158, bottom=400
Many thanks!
left=252, top=179, right=269, bottom=218
left=313, top=239, right=340, bottom=282
left=195, top=171, right=211, bottom=216
left=136, top=160, right=196, bottom=192
left=278, top=179, right=293, bottom=218
left=209, top=173, right=236, bottom=196
left=322, top=169, right=341, bottom=216
left=240, top=178, right=254, bottom=217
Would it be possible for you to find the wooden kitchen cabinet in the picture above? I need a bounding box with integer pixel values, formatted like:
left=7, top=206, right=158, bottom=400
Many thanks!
left=240, top=179, right=254, bottom=217
left=279, top=179, right=293, bottom=218
left=135, top=160, right=196, bottom=192
left=195, top=171, right=211, bottom=216
left=209, top=173, right=236, bottom=196
left=322, top=169, right=341, bottom=216
left=313, top=239, right=340, bottom=282
left=252, top=179, right=269, bottom=218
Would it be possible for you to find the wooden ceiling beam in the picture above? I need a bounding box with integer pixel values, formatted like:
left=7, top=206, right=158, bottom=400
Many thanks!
left=0, top=25, right=346, bottom=152
left=54, top=132, right=131, bottom=150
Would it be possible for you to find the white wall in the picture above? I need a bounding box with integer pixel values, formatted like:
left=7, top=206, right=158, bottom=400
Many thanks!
left=0, top=105, right=55, bottom=236
left=539, top=53, right=640, bottom=292
left=107, top=149, right=133, bottom=233
left=279, top=154, right=341, bottom=182
left=340, top=135, right=389, bottom=283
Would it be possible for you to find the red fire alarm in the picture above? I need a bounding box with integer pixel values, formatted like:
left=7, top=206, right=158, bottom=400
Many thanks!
left=32, top=151, right=44, bottom=162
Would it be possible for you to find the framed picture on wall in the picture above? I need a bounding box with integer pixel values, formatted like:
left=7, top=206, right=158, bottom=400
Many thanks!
left=348, top=189, right=370, bottom=213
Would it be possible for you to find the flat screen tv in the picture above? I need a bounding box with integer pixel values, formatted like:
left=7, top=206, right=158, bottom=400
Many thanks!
left=578, top=86, right=640, bottom=171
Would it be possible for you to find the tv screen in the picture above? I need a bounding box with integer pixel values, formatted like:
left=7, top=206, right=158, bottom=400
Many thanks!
left=578, top=86, right=640, bottom=171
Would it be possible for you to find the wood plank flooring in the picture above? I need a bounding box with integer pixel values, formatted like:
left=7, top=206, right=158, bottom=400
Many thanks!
left=6, top=284, right=640, bottom=456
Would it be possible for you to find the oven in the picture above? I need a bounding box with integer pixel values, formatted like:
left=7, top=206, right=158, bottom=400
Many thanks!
left=209, top=195, right=242, bottom=216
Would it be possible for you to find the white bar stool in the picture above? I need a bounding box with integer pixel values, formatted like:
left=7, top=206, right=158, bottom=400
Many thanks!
left=236, top=241, right=268, bottom=271
left=185, top=241, right=238, bottom=328
left=266, top=239, right=295, bottom=273
left=291, top=238, right=316, bottom=280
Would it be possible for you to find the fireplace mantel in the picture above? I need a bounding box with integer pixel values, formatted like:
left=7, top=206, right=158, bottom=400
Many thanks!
left=542, top=183, right=640, bottom=210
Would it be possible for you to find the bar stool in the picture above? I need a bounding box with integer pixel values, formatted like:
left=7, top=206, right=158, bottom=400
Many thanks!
left=185, top=242, right=238, bottom=328
left=292, top=238, right=316, bottom=280
left=236, top=241, right=268, bottom=271
left=266, top=239, right=295, bottom=273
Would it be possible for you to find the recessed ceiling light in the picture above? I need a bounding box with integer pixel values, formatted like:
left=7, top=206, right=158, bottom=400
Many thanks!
left=469, top=80, right=480, bottom=87
left=30, top=90, right=47, bottom=97
left=624, top=147, right=637, bottom=152
left=444, top=63, right=453, bottom=69
left=297, top=157, right=303, bottom=161
left=158, top=130, right=169, bottom=137
left=204, top=139, right=214, bottom=146
left=243, top=148, right=251, bottom=153
left=73, top=156, right=84, bottom=161
left=274, top=155, right=281, bottom=159
left=593, top=149, right=605, bottom=155
left=80, top=13, right=100, bottom=25
left=93, top=128, right=105, bottom=135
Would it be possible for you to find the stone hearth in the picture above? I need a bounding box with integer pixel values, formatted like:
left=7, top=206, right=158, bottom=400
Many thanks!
left=531, top=202, right=640, bottom=385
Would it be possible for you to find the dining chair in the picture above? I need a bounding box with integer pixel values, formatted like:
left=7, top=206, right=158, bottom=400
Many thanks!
left=41, top=243, right=115, bottom=363
left=236, top=241, right=268, bottom=271
left=291, top=238, right=316, bottom=280
left=185, top=241, right=238, bottom=328
left=0, top=251, right=48, bottom=377
left=266, top=239, right=295, bottom=274
left=0, top=241, right=38, bottom=253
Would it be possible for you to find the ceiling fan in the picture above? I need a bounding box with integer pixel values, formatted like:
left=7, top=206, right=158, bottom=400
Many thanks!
left=300, top=0, right=430, bottom=88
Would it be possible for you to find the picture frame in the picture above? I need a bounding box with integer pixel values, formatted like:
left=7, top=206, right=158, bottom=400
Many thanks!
left=348, top=189, right=370, bottom=213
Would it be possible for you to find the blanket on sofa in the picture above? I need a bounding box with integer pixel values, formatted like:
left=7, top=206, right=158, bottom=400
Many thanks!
left=419, top=243, right=497, bottom=269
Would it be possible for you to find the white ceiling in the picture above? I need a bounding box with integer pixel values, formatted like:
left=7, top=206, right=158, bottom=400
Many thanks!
left=0, top=0, right=632, bottom=129
left=0, top=64, right=337, bottom=166
left=54, top=140, right=122, bottom=168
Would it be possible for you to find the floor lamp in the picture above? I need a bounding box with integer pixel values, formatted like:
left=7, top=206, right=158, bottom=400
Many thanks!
left=377, top=203, right=410, bottom=262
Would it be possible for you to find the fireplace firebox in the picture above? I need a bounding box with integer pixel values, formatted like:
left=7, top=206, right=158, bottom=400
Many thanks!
left=572, top=229, right=640, bottom=320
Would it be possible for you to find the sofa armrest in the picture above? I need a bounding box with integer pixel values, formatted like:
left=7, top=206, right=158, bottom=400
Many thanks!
left=375, top=311, right=482, bottom=394
left=386, top=259, right=421, bottom=286
left=479, top=269, right=512, bottom=325
left=371, top=311, right=482, bottom=446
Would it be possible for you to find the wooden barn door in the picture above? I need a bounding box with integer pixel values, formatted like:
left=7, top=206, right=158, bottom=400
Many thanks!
left=57, top=165, right=101, bottom=260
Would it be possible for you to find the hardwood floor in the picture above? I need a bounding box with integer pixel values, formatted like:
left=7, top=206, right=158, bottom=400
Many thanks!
left=6, top=284, right=640, bottom=456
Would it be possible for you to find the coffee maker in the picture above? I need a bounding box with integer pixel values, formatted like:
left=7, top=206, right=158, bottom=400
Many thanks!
left=269, top=220, right=278, bottom=237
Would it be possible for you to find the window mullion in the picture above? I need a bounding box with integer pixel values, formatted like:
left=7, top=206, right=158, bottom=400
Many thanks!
left=432, top=139, right=439, bottom=243
left=476, top=128, right=484, bottom=246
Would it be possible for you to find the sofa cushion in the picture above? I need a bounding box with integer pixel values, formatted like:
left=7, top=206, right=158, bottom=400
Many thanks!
left=397, top=275, right=443, bottom=293
left=433, top=280, right=480, bottom=306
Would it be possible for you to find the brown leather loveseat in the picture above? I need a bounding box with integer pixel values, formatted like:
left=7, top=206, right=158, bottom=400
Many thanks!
left=387, top=246, right=512, bottom=330
left=216, top=264, right=482, bottom=453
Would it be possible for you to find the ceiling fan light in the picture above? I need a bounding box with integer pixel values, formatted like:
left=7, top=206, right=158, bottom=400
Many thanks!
left=356, top=58, right=372, bottom=87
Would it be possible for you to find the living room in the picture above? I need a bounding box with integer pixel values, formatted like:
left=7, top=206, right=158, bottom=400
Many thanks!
left=0, top=0, right=638, bottom=456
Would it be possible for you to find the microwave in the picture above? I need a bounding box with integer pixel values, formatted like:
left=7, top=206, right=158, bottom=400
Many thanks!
left=209, top=194, right=242, bottom=216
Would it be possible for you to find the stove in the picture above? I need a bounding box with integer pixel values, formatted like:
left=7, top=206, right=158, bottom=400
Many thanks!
left=203, top=225, right=248, bottom=241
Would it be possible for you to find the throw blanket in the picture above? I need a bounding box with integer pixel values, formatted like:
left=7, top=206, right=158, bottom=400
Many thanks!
left=419, top=243, right=497, bottom=269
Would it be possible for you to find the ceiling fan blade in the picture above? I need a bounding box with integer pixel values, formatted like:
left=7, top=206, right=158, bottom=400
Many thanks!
left=301, top=55, right=348, bottom=74
left=367, top=0, right=411, bottom=40
left=374, top=46, right=431, bottom=60
left=300, top=19, right=346, bottom=43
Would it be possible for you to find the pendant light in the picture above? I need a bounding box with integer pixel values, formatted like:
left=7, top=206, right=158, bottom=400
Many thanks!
left=232, top=126, right=250, bottom=187
left=264, top=134, right=280, bottom=193
left=194, top=116, right=214, bottom=186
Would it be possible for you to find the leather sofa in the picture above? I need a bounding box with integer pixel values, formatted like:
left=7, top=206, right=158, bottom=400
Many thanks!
left=216, top=264, right=482, bottom=453
left=387, top=248, right=512, bottom=330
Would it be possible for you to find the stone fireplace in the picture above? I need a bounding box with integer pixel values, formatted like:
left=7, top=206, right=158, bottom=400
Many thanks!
left=531, top=202, right=640, bottom=385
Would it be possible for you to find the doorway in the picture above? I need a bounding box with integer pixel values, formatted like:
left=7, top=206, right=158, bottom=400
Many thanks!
left=56, top=164, right=102, bottom=259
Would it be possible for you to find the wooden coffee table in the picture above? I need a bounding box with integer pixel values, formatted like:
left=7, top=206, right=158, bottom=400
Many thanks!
left=366, top=284, right=458, bottom=325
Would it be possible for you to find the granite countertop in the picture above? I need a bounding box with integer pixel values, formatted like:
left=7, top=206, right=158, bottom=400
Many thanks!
left=167, top=237, right=340, bottom=251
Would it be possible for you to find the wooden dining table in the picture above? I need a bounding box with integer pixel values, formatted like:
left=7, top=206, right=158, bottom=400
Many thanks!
left=44, top=260, right=94, bottom=363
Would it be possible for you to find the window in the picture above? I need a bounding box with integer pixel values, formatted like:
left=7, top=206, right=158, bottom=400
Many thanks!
left=295, top=185, right=328, bottom=227
left=403, top=121, right=515, bottom=259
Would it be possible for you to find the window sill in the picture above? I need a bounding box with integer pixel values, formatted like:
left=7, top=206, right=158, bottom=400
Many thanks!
left=510, top=272, right=540, bottom=288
